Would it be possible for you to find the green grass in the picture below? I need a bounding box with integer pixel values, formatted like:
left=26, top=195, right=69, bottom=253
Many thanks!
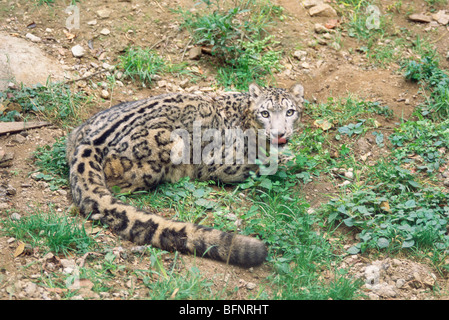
left=33, top=136, right=69, bottom=190
left=177, top=0, right=284, bottom=90
left=0, top=81, right=91, bottom=127
left=1, top=207, right=94, bottom=256
left=140, top=253, right=215, bottom=299
left=118, top=47, right=166, bottom=86
left=403, top=54, right=449, bottom=120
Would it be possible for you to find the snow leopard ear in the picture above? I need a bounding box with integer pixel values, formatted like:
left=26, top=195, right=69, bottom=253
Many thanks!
left=248, top=83, right=262, bottom=100
left=289, top=83, right=304, bottom=104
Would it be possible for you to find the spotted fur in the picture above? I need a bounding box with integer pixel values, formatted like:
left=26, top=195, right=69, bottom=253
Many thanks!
left=66, top=83, right=304, bottom=267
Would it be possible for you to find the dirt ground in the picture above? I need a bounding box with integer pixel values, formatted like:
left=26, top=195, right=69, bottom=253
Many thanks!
left=1, top=0, right=449, bottom=300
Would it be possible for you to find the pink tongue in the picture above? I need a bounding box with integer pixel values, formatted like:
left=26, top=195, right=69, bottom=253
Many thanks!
left=273, top=137, right=287, bottom=145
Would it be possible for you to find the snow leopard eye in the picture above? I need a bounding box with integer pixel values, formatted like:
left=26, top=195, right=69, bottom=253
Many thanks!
left=286, top=109, right=295, bottom=117
left=261, top=111, right=270, bottom=118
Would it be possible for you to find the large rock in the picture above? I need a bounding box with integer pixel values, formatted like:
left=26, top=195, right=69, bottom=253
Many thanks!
left=309, top=4, right=338, bottom=17
left=408, top=14, right=432, bottom=23
left=0, top=32, right=67, bottom=90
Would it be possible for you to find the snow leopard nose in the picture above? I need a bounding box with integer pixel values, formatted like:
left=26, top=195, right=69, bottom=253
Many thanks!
left=271, top=129, right=285, bottom=138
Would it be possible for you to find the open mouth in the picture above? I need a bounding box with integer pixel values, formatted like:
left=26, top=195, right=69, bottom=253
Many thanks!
left=271, top=137, right=289, bottom=146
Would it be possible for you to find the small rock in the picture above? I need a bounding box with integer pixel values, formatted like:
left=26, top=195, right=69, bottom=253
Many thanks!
left=293, top=50, right=307, bottom=61
left=43, top=252, right=54, bottom=260
left=87, top=19, right=97, bottom=26
left=57, top=189, right=68, bottom=196
left=0, top=151, right=14, bottom=168
left=328, top=41, right=341, bottom=50
left=6, top=185, right=16, bottom=196
left=100, top=28, right=110, bottom=35
left=100, top=89, right=110, bottom=99
left=157, top=80, right=168, bottom=88
left=179, top=78, right=189, bottom=88
left=102, top=62, right=115, bottom=71
left=188, top=47, right=202, bottom=60
left=344, top=170, right=354, bottom=179
left=96, top=8, right=112, bottom=19
left=10, top=212, right=21, bottom=221
left=71, top=45, right=85, bottom=58
left=432, top=10, right=449, bottom=25
left=11, top=134, right=26, bottom=144
left=338, top=180, right=351, bottom=187
left=396, top=278, right=406, bottom=288
left=115, top=71, right=123, bottom=79
left=375, top=284, right=397, bottom=298
left=314, top=23, right=328, bottom=34
left=300, top=62, right=311, bottom=69
left=309, top=4, right=338, bottom=17
left=77, top=80, right=87, bottom=88
left=368, top=292, right=379, bottom=300
left=302, top=0, right=322, bottom=9
left=0, top=202, right=11, bottom=210
left=443, top=179, right=449, bottom=187
left=25, top=33, right=41, bottom=43
left=408, top=14, right=432, bottom=23
left=24, top=282, right=38, bottom=296
left=246, top=282, right=257, bottom=290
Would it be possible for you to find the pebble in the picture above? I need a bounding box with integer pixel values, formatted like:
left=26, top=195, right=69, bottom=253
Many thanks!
left=396, top=279, right=406, bottom=288
left=246, top=282, right=257, bottom=290
left=432, top=10, right=449, bottom=25
left=100, top=28, right=110, bottom=35
left=96, top=8, right=112, bottom=19
left=24, top=282, right=38, bottom=296
left=308, top=4, right=338, bottom=17
left=102, top=62, right=115, bottom=71
left=188, top=47, right=202, bottom=60
left=293, top=50, right=307, bottom=61
left=314, top=23, right=328, bottom=34
left=302, top=0, right=322, bottom=9
left=100, top=89, right=110, bottom=99
left=11, top=134, right=26, bottom=144
left=71, top=45, right=85, bottom=58
left=25, top=33, right=41, bottom=43
left=408, top=14, right=432, bottom=23
left=10, top=212, right=21, bottom=220
left=0, top=202, right=10, bottom=210
left=344, top=169, right=354, bottom=179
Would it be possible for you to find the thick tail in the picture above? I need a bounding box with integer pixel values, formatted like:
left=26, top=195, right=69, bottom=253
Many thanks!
left=68, top=145, right=267, bottom=267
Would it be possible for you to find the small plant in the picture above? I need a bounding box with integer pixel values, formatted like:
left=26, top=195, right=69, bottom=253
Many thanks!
left=2, top=207, right=94, bottom=255
left=0, top=81, right=91, bottom=127
left=34, top=136, right=69, bottom=190
left=178, top=0, right=284, bottom=89
left=323, top=118, right=449, bottom=254
left=337, top=120, right=366, bottom=137
left=118, top=47, right=166, bottom=85
left=140, top=252, right=214, bottom=299
left=403, top=54, right=449, bottom=120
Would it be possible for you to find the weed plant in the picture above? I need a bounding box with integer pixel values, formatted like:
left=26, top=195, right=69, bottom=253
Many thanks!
left=118, top=47, right=166, bottom=85
left=34, top=136, right=69, bottom=190
left=403, top=54, right=449, bottom=120
left=177, top=0, right=284, bottom=89
left=2, top=207, right=94, bottom=256
left=0, top=82, right=90, bottom=127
